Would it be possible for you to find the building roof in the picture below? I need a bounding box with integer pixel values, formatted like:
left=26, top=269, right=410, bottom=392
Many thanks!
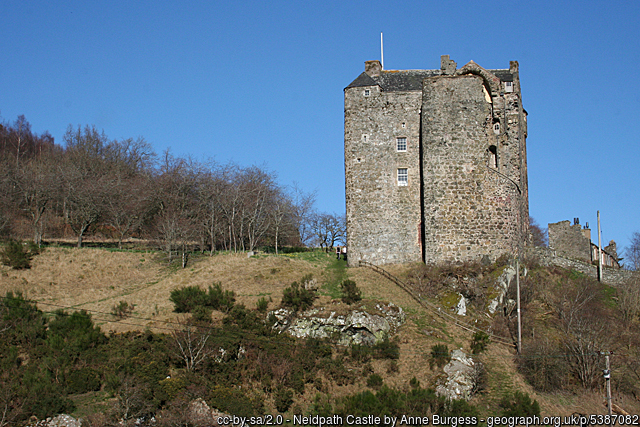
left=346, top=68, right=514, bottom=91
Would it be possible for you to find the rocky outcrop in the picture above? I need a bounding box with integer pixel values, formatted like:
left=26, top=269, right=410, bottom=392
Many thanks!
left=270, top=302, right=405, bottom=346
left=435, top=349, right=482, bottom=401
left=487, top=263, right=523, bottom=315
left=26, top=415, right=82, bottom=427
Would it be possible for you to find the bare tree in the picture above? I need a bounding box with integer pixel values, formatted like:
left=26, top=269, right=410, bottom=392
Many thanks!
left=171, top=318, right=213, bottom=372
left=12, top=155, right=59, bottom=245
left=61, top=125, right=113, bottom=247
left=618, top=274, right=640, bottom=324
left=10, top=115, right=31, bottom=168
left=154, top=152, right=199, bottom=264
left=626, top=231, right=640, bottom=271
left=290, top=184, right=316, bottom=246
left=310, top=212, right=345, bottom=251
left=270, top=190, right=295, bottom=254
left=529, top=216, right=548, bottom=247
left=557, top=277, right=612, bottom=388
left=240, top=166, right=275, bottom=252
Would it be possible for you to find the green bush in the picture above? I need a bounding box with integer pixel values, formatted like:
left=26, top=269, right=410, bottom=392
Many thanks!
left=372, top=337, right=400, bottom=360
left=170, top=283, right=235, bottom=313
left=66, top=367, right=102, bottom=394
left=208, top=386, right=264, bottom=417
left=192, top=305, right=212, bottom=322
left=256, top=297, right=269, bottom=313
left=275, top=387, right=294, bottom=413
left=340, top=279, right=362, bottom=304
left=350, top=344, right=372, bottom=362
left=430, top=344, right=450, bottom=368
left=111, top=301, right=135, bottom=319
left=366, top=373, right=384, bottom=389
left=1, top=240, right=35, bottom=269
left=499, top=391, right=540, bottom=416
left=471, top=331, right=490, bottom=354
left=207, top=283, right=236, bottom=312
left=170, top=285, right=207, bottom=312
left=281, top=281, right=316, bottom=312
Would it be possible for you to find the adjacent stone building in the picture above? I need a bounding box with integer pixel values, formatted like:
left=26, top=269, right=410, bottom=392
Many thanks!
left=548, top=219, right=621, bottom=268
left=344, top=55, right=529, bottom=266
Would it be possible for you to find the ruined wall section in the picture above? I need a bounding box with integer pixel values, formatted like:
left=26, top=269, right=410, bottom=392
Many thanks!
left=344, top=85, right=422, bottom=266
left=548, top=220, right=592, bottom=262
left=421, top=75, right=522, bottom=263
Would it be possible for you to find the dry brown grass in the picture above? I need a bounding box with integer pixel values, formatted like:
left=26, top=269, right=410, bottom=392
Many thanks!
left=2, top=247, right=637, bottom=416
left=0, top=248, right=330, bottom=334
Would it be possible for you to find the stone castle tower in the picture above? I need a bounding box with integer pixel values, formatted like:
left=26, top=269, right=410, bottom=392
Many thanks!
left=344, top=55, right=529, bottom=266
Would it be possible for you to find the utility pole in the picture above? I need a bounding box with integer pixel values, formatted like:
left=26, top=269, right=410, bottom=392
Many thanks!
left=516, top=257, right=522, bottom=355
left=598, top=211, right=603, bottom=282
left=602, top=351, right=612, bottom=419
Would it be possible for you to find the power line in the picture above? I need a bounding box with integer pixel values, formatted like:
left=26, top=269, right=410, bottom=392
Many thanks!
left=0, top=295, right=617, bottom=361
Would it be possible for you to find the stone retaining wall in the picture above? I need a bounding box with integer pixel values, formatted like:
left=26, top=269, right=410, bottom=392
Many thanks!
left=528, top=246, right=634, bottom=286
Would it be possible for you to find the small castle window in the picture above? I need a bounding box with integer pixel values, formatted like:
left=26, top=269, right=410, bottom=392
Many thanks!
left=364, top=89, right=370, bottom=97
left=396, top=137, right=407, bottom=152
left=401, top=122, right=406, bottom=128
left=505, top=82, right=513, bottom=93
left=493, top=122, right=500, bottom=134
left=488, top=145, right=498, bottom=168
left=362, top=134, right=368, bottom=142
left=397, top=168, right=408, bottom=186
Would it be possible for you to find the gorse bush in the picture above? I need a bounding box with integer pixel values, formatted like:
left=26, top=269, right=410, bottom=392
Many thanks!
left=256, top=297, right=269, bottom=313
left=373, top=337, right=400, bottom=360
left=366, top=373, right=383, bottom=389
left=1, top=239, right=37, bottom=269
left=111, top=301, right=135, bottom=319
left=499, top=391, right=540, bottom=416
left=471, top=331, right=490, bottom=354
left=340, top=279, right=362, bottom=304
left=430, top=344, right=450, bottom=368
left=281, top=280, right=316, bottom=312
left=170, top=283, right=235, bottom=313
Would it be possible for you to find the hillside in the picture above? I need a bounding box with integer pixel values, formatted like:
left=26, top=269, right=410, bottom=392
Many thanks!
left=1, top=246, right=639, bottom=423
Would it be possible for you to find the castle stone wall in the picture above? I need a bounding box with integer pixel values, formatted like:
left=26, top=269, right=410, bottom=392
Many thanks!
left=344, top=56, right=529, bottom=267
left=421, top=75, right=523, bottom=263
left=344, top=86, right=422, bottom=266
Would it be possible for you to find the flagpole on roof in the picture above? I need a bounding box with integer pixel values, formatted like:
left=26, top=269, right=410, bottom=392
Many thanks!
left=381, top=32, right=384, bottom=70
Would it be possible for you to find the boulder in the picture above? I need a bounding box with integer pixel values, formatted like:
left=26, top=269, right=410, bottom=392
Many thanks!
left=435, top=349, right=482, bottom=401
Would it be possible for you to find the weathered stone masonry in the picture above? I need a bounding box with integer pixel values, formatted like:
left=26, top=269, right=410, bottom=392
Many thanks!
left=345, top=56, right=529, bottom=266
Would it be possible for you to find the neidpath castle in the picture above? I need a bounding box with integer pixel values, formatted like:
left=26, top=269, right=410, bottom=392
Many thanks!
left=344, top=55, right=529, bottom=267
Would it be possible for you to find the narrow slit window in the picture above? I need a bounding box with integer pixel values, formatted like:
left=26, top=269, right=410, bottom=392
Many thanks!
left=488, top=145, right=498, bottom=168
left=396, top=137, right=407, bottom=152
left=397, top=168, right=408, bottom=186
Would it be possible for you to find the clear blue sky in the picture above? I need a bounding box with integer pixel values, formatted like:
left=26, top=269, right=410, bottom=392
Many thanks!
left=2, top=0, right=638, bottom=258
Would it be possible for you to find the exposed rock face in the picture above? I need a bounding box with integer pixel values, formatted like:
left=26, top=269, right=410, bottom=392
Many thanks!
left=270, top=302, right=405, bottom=345
left=26, top=415, right=82, bottom=427
left=456, top=293, right=467, bottom=316
left=487, top=264, right=518, bottom=315
left=435, top=349, right=482, bottom=401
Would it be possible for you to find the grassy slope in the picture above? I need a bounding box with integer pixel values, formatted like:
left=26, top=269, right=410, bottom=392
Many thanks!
left=1, top=247, right=636, bottom=416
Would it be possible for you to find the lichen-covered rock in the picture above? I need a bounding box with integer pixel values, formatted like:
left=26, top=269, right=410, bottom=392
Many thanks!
left=487, top=264, right=517, bottom=314
left=26, top=414, right=82, bottom=427
left=269, top=302, right=404, bottom=345
left=435, top=349, right=482, bottom=401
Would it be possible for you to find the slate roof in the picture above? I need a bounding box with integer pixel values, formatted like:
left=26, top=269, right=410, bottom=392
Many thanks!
left=346, top=68, right=514, bottom=91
